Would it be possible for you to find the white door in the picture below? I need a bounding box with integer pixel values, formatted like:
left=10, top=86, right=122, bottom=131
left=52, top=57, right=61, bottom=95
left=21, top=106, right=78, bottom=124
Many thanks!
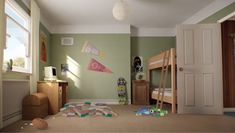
left=177, top=24, right=223, bottom=114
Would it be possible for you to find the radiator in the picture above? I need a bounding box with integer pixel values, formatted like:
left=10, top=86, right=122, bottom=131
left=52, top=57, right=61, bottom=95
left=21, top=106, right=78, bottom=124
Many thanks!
left=2, top=80, right=30, bottom=127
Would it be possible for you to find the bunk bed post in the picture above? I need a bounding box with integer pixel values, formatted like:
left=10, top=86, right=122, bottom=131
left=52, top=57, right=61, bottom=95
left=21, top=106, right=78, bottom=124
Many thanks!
left=171, top=48, right=177, bottom=113
left=147, top=60, right=150, bottom=82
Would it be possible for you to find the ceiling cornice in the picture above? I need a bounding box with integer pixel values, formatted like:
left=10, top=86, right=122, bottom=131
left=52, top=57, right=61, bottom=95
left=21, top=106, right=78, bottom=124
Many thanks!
left=40, top=14, right=53, bottom=32
left=131, top=28, right=175, bottom=37
left=183, top=0, right=235, bottom=24
left=50, top=25, right=131, bottom=34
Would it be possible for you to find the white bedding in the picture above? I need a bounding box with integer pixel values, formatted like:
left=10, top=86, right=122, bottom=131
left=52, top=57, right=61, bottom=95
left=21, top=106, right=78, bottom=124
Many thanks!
left=152, top=88, right=172, bottom=97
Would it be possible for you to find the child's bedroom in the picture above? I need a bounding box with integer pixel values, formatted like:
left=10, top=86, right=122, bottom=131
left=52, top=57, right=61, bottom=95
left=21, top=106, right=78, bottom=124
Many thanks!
left=0, top=0, right=235, bottom=132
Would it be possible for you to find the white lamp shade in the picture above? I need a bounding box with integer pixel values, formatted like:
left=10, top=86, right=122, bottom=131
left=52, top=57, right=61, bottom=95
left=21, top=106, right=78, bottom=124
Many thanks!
left=112, top=0, right=129, bottom=21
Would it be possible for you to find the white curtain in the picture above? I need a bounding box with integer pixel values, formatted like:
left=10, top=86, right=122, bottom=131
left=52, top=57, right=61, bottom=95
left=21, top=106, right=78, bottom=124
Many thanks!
left=0, top=0, right=5, bottom=129
left=30, top=0, right=40, bottom=94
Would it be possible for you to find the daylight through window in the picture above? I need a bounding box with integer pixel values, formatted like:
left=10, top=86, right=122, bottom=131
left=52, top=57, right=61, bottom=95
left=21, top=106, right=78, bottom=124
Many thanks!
left=4, top=0, right=31, bottom=73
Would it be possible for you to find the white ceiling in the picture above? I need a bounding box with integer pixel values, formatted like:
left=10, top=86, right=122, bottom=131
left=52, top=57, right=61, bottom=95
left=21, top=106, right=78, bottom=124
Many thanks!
left=36, top=0, right=215, bottom=29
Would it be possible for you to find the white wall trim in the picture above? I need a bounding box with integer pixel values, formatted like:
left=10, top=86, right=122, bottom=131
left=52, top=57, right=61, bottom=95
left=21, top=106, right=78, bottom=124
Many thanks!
left=40, top=14, right=53, bottom=33
left=224, top=108, right=235, bottom=112
left=69, top=99, right=131, bottom=105
left=183, top=0, right=235, bottom=24
left=0, top=0, right=5, bottom=129
left=131, top=27, right=176, bottom=37
left=3, top=114, right=21, bottom=128
left=218, top=11, right=235, bottom=23
left=30, top=0, right=40, bottom=94
left=50, top=24, right=131, bottom=34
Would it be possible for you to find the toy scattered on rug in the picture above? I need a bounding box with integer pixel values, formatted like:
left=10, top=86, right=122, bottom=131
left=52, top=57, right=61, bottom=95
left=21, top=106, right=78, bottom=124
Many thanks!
left=31, top=118, right=48, bottom=130
left=136, top=106, right=168, bottom=117
left=60, top=102, right=118, bottom=118
left=117, top=77, right=128, bottom=104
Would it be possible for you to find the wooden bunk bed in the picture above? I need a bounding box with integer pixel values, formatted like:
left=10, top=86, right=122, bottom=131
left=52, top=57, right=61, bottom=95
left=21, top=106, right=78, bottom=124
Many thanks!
left=147, top=48, right=177, bottom=113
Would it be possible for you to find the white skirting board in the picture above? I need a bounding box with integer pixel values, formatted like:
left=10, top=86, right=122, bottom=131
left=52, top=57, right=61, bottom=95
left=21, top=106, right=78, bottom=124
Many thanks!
left=224, top=108, right=235, bottom=112
left=69, top=99, right=131, bottom=105
left=2, top=80, right=30, bottom=128
left=3, top=111, right=22, bottom=127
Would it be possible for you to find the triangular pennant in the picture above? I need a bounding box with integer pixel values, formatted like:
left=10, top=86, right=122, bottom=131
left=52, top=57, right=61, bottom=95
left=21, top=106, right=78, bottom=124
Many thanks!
left=81, top=41, right=106, bottom=57
left=81, top=41, right=100, bottom=56
left=88, top=58, right=112, bottom=73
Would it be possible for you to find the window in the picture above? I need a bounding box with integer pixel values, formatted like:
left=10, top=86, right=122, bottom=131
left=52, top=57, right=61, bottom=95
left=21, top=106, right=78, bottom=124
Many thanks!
left=4, top=0, right=31, bottom=73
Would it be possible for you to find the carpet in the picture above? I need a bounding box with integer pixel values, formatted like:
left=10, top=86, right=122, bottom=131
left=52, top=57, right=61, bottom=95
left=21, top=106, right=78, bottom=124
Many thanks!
left=2, top=105, right=235, bottom=132
left=224, top=112, right=235, bottom=117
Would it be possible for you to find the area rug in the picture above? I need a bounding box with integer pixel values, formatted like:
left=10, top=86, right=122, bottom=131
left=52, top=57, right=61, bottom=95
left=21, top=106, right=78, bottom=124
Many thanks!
left=224, top=112, right=235, bottom=117
left=60, top=102, right=118, bottom=118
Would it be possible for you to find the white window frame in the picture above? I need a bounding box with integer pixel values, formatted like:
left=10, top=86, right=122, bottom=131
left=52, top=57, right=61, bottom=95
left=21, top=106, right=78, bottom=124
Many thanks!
left=4, top=0, right=31, bottom=74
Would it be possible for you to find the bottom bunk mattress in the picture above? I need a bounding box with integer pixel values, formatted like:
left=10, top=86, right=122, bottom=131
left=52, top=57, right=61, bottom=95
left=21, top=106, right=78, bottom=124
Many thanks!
left=151, top=88, right=177, bottom=104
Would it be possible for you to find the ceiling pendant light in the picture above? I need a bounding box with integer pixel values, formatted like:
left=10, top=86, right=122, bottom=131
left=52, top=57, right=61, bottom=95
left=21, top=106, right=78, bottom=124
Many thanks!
left=112, top=0, right=129, bottom=21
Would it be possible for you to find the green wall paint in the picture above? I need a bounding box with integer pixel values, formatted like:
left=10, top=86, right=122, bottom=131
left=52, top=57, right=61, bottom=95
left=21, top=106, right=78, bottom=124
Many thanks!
left=39, top=23, right=51, bottom=80
left=200, top=2, right=235, bottom=23
left=131, top=37, right=176, bottom=88
left=50, top=34, right=131, bottom=100
left=15, top=0, right=30, bottom=14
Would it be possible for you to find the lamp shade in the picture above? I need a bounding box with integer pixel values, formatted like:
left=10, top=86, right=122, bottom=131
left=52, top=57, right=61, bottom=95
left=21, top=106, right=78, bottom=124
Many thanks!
left=112, top=0, right=129, bottom=21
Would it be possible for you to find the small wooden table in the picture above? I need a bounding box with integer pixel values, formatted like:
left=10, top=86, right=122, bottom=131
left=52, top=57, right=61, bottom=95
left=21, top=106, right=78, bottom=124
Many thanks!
left=37, top=80, right=68, bottom=115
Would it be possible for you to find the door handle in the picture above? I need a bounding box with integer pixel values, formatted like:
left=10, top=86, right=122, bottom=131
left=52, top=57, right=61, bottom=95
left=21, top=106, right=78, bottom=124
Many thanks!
left=179, top=67, right=183, bottom=71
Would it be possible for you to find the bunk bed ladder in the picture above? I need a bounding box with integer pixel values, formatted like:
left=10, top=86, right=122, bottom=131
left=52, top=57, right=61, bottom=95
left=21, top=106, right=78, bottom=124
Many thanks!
left=156, top=50, right=170, bottom=110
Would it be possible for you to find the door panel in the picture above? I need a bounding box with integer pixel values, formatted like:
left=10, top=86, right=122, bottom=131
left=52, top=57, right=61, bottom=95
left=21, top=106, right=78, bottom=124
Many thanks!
left=202, top=29, right=213, bottom=65
left=183, top=30, right=195, bottom=65
left=184, top=73, right=195, bottom=106
left=177, top=24, right=223, bottom=114
left=203, top=73, right=214, bottom=106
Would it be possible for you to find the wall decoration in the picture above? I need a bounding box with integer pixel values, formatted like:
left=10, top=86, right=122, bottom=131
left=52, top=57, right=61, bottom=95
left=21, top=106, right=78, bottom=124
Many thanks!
left=40, top=31, right=47, bottom=63
left=81, top=41, right=105, bottom=57
left=61, top=37, right=74, bottom=45
left=132, top=56, right=143, bottom=72
left=88, top=58, right=112, bottom=73
left=61, top=64, right=69, bottom=75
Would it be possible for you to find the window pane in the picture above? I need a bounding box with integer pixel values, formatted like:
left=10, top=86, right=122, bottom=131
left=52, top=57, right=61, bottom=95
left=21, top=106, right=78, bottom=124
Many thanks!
left=5, top=2, right=29, bottom=30
left=4, top=17, right=29, bottom=70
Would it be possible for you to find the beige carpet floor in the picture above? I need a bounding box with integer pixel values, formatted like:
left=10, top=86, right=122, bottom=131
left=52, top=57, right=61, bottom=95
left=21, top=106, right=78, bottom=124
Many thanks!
left=1, top=105, right=235, bottom=132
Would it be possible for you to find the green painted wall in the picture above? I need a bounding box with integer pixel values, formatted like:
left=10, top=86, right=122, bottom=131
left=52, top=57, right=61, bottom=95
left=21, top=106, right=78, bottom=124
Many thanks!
left=15, top=0, right=30, bottom=14
left=200, top=2, right=235, bottom=23
left=39, top=23, right=51, bottom=80
left=131, top=37, right=176, bottom=88
left=50, top=34, right=131, bottom=100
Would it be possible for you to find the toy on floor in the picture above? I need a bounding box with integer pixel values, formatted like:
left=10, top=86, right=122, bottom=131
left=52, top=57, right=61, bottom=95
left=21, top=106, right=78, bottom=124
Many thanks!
left=32, top=118, right=48, bottom=130
left=117, top=77, right=128, bottom=104
left=60, top=102, right=118, bottom=118
left=136, top=106, right=168, bottom=117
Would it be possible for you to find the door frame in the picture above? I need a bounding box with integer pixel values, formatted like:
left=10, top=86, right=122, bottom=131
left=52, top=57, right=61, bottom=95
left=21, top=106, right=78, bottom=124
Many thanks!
left=218, top=11, right=235, bottom=112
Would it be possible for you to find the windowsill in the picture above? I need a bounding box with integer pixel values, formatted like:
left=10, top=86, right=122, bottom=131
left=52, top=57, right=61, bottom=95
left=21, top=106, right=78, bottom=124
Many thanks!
left=3, top=70, right=31, bottom=75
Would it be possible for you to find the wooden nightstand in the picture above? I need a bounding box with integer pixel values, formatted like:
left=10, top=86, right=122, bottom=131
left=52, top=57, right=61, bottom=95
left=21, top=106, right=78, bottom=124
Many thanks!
left=132, top=80, right=149, bottom=105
